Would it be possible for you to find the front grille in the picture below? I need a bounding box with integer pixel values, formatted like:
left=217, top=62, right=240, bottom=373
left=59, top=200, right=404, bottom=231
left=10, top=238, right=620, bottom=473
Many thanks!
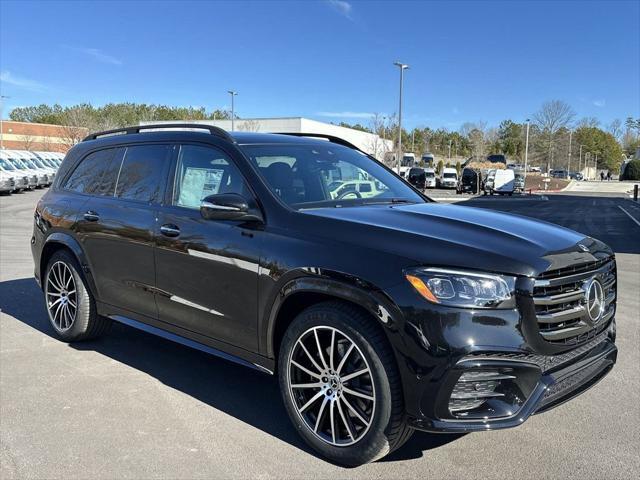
left=533, top=258, right=616, bottom=345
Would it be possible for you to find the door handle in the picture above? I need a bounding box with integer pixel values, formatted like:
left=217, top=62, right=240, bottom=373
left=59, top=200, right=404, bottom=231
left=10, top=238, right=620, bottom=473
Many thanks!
left=160, top=224, right=180, bottom=237
left=84, top=211, right=99, bottom=222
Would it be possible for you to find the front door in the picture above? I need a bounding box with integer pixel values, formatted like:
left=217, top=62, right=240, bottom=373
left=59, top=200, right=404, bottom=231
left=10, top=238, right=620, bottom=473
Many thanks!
left=154, top=144, right=261, bottom=352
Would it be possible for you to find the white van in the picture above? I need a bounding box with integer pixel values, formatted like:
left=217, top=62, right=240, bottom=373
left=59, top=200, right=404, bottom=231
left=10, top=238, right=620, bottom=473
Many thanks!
left=424, top=167, right=436, bottom=188
left=493, top=168, right=515, bottom=195
left=439, top=167, right=458, bottom=189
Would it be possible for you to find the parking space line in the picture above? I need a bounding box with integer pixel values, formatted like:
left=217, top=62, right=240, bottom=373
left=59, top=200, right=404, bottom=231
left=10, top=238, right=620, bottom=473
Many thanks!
left=618, top=205, right=640, bottom=228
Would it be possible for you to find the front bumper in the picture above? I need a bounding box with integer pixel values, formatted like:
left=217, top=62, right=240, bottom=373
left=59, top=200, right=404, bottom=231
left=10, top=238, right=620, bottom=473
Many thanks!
left=384, top=274, right=618, bottom=434
left=408, top=329, right=617, bottom=432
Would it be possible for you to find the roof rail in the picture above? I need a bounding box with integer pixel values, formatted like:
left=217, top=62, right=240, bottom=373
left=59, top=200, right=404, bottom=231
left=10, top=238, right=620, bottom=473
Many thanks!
left=272, top=132, right=365, bottom=153
left=82, top=123, right=235, bottom=143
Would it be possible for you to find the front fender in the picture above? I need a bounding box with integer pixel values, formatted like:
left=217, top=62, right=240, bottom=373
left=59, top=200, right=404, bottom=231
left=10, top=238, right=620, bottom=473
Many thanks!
left=262, top=269, right=406, bottom=359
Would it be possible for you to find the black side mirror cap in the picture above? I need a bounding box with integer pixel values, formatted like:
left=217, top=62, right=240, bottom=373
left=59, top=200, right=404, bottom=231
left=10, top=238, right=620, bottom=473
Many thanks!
left=200, top=193, right=263, bottom=223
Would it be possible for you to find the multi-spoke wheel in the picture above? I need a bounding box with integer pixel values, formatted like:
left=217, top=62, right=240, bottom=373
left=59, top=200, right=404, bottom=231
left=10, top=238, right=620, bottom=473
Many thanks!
left=43, top=250, right=111, bottom=341
left=46, top=261, right=78, bottom=331
left=278, top=301, right=413, bottom=466
left=288, top=326, right=375, bottom=446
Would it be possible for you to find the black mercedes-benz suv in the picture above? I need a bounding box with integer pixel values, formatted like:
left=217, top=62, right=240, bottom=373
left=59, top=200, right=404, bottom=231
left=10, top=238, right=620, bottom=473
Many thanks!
left=31, top=124, right=617, bottom=466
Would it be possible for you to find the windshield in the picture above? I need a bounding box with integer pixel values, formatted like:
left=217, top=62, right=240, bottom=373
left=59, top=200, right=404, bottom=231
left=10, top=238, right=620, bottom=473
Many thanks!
left=425, top=172, right=435, bottom=178
left=9, top=159, right=27, bottom=170
left=443, top=173, right=457, bottom=178
left=241, top=143, right=424, bottom=209
left=0, top=158, right=16, bottom=171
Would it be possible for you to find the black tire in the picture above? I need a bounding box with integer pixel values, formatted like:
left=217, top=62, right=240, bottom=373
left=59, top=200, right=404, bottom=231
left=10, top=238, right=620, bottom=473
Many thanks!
left=44, top=250, right=111, bottom=342
left=278, top=301, right=413, bottom=466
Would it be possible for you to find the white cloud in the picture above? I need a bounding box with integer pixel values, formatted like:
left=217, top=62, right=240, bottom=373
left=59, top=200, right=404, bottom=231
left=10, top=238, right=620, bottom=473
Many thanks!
left=65, top=46, right=123, bottom=66
left=0, top=71, right=47, bottom=92
left=592, top=99, right=606, bottom=107
left=317, top=111, right=375, bottom=119
left=327, top=0, right=353, bottom=19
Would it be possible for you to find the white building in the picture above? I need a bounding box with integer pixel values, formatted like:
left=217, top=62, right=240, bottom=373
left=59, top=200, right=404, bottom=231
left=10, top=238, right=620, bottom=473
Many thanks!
left=142, top=117, right=393, bottom=160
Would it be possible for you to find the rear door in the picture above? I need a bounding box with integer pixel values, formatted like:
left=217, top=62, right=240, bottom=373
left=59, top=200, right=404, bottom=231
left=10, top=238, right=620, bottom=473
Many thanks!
left=154, top=143, right=261, bottom=351
left=74, top=144, right=173, bottom=319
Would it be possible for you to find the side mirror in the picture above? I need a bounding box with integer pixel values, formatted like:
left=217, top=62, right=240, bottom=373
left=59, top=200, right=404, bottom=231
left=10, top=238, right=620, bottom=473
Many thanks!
left=200, top=193, right=262, bottom=223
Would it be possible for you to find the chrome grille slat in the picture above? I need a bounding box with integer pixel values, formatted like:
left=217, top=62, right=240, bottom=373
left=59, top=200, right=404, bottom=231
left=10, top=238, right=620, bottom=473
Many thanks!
left=534, top=290, right=585, bottom=305
left=533, top=257, right=616, bottom=345
left=537, top=305, right=586, bottom=323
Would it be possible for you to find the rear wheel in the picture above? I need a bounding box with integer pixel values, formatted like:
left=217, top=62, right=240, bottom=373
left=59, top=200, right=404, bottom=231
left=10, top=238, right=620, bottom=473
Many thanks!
left=44, top=250, right=111, bottom=341
left=278, top=301, right=413, bottom=466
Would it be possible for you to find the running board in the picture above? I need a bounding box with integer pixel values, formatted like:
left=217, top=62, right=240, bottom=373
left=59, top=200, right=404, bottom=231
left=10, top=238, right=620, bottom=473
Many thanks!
left=109, top=315, right=273, bottom=375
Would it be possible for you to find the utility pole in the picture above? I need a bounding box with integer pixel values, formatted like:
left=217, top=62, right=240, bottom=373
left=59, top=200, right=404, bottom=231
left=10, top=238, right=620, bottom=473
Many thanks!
left=524, top=119, right=530, bottom=182
left=227, top=90, right=237, bottom=131
left=394, top=62, right=409, bottom=175
left=578, top=144, right=583, bottom=174
left=0, top=95, right=10, bottom=150
left=448, top=139, right=452, bottom=160
left=411, top=130, right=415, bottom=152
left=567, top=130, right=573, bottom=174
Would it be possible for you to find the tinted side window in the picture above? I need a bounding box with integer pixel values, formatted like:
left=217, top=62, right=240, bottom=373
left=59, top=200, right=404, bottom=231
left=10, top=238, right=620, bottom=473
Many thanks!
left=64, top=148, right=116, bottom=194
left=115, top=145, right=171, bottom=202
left=172, top=144, right=250, bottom=209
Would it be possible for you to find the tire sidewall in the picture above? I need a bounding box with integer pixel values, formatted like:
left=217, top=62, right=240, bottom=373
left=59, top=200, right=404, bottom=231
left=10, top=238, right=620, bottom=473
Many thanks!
left=278, top=305, right=394, bottom=466
left=44, top=251, right=92, bottom=340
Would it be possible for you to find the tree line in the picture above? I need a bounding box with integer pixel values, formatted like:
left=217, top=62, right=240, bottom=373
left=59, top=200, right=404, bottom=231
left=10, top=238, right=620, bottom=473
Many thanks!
left=9, top=101, right=640, bottom=173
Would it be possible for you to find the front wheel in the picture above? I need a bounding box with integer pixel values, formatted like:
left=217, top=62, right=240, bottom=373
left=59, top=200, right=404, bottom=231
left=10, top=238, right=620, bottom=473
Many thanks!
left=278, top=302, right=413, bottom=466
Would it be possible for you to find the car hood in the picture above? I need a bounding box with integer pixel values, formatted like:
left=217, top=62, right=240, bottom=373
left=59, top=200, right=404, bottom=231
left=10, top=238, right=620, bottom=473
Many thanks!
left=302, top=202, right=610, bottom=277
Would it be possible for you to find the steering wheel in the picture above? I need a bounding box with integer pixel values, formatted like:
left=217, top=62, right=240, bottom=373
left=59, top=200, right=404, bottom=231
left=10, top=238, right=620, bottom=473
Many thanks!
left=337, top=190, right=362, bottom=200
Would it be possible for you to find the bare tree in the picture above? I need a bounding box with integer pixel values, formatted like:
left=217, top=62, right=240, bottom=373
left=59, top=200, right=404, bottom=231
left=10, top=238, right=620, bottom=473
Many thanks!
left=460, top=121, right=488, bottom=160
left=60, top=108, right=93, bottom=148
left=607, top=119, right=623, bottom=141
left=236, top=119, right=261, bottom=132
left=532, top=100, right=575, bottom=173
left=366, top=113, right=393, bottom=160
left=17, top=133, right=38, bottom=151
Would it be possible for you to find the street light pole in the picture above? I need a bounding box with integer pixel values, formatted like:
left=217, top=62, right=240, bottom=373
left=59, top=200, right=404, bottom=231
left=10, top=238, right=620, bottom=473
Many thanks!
left=578, top=144, right=583, bottom=174
left=567, top=130, right=572, bottom=174
left=227, top=90, right=237, bottom=131
left=524, top=119, right=530, bottom=182
left=0, top=95, right=10, bottom=150
left=448, top=139, right=452, bottom=160
left=394, top=61, right=409, bottom=175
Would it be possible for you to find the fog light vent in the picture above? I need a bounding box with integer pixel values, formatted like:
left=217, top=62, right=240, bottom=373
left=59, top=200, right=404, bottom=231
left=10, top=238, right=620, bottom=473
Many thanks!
left=449, top=371, right=515, bottom=413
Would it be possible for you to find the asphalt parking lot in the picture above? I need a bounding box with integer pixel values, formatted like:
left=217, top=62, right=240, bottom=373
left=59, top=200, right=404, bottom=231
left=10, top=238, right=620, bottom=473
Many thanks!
left=1, top=189, right=639, bottom=479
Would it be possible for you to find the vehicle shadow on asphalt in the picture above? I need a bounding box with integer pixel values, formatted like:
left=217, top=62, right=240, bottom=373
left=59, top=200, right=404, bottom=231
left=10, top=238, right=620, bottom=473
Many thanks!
left=0, top=277, right=462, bottom=466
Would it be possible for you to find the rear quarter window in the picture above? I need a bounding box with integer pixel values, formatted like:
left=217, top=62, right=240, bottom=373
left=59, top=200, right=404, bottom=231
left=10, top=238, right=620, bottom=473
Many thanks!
left=63, top=148, right=118, bottom=195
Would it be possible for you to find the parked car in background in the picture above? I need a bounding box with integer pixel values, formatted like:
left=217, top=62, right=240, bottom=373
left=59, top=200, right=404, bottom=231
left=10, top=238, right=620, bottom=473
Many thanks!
left=407, top=167, right=427, bottom=190
left=528, top=166, right=541, bottom=173
left=438, top=167, right=458, bottom=189
left=424, top=167, right=436, bottom=188
left=569, top=172, right=583, bottom=181
left=0, top=152, right=38, bottom=189
left=551, top=169, right=569, bottom=179
left=514, top=171, right=525, bottom=193
left=457, top=168, right=482, bottom=194
left=0, top=164, right=16, bottom=194
left=329, top=179, right=387, bottom=199
left=421, top=152, right=434, bottom=167
left=483, top=169, right=496, bottom=195
left=494, top=168, right=516, bottom=195
left=31, top=124, right=618, bottom=466
left=10, top=151, right=50, bottom=187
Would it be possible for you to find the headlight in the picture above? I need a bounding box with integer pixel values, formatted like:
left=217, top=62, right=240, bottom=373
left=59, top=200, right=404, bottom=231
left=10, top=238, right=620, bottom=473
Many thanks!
left=405, top=268, right=516, bottom=309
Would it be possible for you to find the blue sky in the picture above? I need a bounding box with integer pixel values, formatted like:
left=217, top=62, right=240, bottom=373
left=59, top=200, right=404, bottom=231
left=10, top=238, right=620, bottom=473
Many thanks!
left=1, top=0, right=638, bottom=129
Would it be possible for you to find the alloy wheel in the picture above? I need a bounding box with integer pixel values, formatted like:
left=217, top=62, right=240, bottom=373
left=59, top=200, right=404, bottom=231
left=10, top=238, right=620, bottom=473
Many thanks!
left=45, top=261, right=77, bottom=331
left=287, top=326, right=376, bottom=447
